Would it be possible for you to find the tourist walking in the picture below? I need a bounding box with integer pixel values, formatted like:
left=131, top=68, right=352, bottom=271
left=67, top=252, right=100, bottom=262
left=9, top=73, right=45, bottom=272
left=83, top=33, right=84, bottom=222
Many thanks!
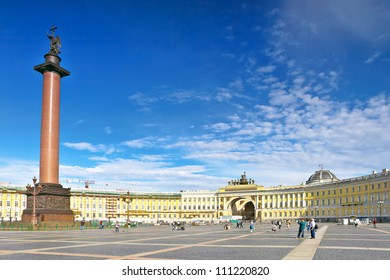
left=373, top=218, right=377, bottom=228
left=249, top=221, right=255, bottom=233
left=115, top=221, right=120, bottom=233
left=309, top=218, right=316, bottom=239
left=80, top=219, right=85, bottom=230
left=286, top=219, right=291, bottom=230
left=296, top=219, right=306, bottom=239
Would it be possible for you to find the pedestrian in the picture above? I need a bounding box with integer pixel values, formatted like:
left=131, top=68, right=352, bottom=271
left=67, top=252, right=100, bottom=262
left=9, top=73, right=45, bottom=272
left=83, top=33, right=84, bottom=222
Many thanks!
left=249, top=221, right=255, bottom=233
left=80, top=219, right=85, bottom=230
left=115, top=221, right=120, bottom=233
left=306, top=220, right=311, bottom=232
left=296, top=219, right=306, bottom=239
left=373, top=218, right=377, bottom=228
left=309, top=218, right=316, bottom=239
left=286, top=219, right=291, bottom=230
left=353, top=219, right=358, bottom=228
left=271, top=223, right=277, bottom=232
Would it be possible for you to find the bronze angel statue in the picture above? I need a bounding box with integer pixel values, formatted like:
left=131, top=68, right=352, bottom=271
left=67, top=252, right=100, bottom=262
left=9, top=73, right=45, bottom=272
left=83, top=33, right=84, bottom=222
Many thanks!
left=47, top=25, right=62, bottom=55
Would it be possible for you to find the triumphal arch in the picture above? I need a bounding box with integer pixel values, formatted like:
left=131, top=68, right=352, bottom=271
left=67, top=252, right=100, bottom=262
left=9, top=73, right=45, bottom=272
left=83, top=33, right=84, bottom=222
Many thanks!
left=216, top=172, right=307, bottom=222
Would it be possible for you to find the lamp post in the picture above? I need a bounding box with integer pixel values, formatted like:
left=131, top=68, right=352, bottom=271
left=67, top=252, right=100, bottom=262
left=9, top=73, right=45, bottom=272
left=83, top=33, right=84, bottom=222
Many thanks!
left=378, top=201, right=384, bottom=223
left=118, top=191, right=132, bottom=228
left=26, top=176, right=42, bottom=225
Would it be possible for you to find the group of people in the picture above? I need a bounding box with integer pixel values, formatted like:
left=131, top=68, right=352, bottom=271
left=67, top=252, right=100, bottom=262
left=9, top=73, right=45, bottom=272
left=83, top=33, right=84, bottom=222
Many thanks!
left=296, top=218, right=318, bottom=239
left=224, top=220, right=255, bottom=232
left=270, top=219, right=292, bottom=232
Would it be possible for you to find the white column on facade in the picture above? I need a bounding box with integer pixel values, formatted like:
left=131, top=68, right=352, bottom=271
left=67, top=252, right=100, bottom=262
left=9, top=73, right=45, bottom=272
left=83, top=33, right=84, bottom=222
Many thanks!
left=292, top=193, right=296, bottom=208
left=261, top=195, right=264, bottom=209
left=302, top=192, right=306, bottom=207
left=296, top=193, right=300, bottom=207
left=282, top=194, right=286, bottom=208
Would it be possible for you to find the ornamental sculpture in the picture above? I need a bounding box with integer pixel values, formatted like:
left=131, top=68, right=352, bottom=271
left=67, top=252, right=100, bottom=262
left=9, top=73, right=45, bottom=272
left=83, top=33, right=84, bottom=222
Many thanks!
left=227, top=172, right=255, bottom=185
left=47, top=25, right=62, bottom=55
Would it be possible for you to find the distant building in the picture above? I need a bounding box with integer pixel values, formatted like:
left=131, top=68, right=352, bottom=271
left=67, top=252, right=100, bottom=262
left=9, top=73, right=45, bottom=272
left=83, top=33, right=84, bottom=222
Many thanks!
left=1, top=168, right=389, bottom=223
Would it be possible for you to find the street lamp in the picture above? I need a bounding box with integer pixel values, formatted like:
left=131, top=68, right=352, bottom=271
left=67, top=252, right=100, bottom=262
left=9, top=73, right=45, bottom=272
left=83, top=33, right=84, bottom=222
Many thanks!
left=118, top=191, right=132, bottom=228
left=378, top=201, right=384, bottom=223
left=26, top=176, right=42, bottom=225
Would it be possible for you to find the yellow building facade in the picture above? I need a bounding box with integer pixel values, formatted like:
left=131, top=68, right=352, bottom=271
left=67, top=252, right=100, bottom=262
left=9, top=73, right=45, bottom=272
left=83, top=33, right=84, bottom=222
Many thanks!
left=1, top=168, right=389, bottom=224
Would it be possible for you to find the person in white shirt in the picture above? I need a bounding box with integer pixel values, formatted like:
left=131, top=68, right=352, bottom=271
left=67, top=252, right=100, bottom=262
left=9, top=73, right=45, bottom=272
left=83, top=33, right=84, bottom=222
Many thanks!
left=309, top=219, right=316, bottom=239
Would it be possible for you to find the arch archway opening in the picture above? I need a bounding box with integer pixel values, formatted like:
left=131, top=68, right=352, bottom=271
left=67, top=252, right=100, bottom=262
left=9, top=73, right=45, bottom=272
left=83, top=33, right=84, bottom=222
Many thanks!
left=232, top=200, right=255, bottom=221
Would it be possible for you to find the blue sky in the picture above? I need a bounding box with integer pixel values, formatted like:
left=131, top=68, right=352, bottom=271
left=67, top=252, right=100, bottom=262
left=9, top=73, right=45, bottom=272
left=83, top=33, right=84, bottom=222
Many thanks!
left=1, top=0, right=389, bottom=192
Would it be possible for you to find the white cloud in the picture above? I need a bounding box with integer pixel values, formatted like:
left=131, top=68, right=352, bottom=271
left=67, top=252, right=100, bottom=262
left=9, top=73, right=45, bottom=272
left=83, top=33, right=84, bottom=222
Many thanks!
left=204, top=122, right=231, bottom=132
left=104, top=126, right=112, bottom=134
left=256, top=65, right=276, bottom=73
left=63, top=142, right=106, bottom=152
left=365, top=51, right=382, bottom=64
left=122, top=138, right=153, bottom=149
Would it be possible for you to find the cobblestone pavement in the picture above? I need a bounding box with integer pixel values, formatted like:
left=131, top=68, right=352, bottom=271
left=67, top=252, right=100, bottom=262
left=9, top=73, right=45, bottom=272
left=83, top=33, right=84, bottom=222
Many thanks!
left=0, top=223, right=389, bottom=260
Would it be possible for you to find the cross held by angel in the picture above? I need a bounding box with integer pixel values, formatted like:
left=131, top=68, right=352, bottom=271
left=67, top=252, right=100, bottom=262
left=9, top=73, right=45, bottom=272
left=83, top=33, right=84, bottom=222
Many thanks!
left=47, top=25, right=62, bottom=55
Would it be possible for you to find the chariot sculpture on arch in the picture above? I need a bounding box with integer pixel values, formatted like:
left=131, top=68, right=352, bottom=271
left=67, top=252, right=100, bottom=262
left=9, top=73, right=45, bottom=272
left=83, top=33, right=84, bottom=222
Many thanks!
left=47, top=25, right=62, bottom=55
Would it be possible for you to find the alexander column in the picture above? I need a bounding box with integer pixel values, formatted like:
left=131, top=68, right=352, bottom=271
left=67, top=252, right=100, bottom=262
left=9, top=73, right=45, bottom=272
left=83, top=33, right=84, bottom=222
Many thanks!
left=22, top=26, right=74, bottom=225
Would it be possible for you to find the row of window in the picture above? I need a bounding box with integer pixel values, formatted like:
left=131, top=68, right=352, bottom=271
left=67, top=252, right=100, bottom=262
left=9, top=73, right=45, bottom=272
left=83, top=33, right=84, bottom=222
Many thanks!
left=80, top=212, right=216, bottom=219
left=263, top=206, right=387, bottom=218
left=0, top=201, right=25, bottom=207
left=308, top=193, right=388, bottom=206
left=310, top=183, right=388, bottom=197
